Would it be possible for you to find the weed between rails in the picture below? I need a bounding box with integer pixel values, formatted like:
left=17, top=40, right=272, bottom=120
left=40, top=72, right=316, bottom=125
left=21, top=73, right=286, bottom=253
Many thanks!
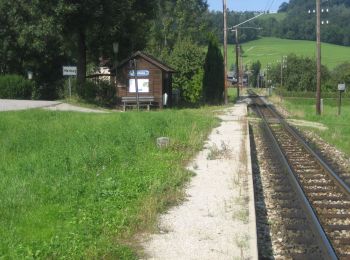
left=0, top=109, right=218, bottom=259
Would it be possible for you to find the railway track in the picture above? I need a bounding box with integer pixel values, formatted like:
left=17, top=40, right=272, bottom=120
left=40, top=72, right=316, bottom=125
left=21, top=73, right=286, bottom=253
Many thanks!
left=249, top=92, right=350, bottom=259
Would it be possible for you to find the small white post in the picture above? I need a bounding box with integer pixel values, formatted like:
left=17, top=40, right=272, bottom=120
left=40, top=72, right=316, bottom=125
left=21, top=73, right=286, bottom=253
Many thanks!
left=68, top=77, right=72, bottom=99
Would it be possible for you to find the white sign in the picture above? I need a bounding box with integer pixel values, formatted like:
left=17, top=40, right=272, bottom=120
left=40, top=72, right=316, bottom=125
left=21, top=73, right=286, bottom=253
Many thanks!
left=338, top=83, right=346, bottom=91
left=63, top=66, right=77, bottom=76
left=129, top=70, right=150, bottom=77
left=129, top=79, right=149, bottom=93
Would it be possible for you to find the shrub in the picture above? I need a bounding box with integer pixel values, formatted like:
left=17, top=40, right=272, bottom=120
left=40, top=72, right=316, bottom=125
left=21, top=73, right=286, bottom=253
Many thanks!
left=168, top=38, right=206, bottom=105
left=0, top=74, right=34, bottom=99
left=74, top=79, right=116, bottom=107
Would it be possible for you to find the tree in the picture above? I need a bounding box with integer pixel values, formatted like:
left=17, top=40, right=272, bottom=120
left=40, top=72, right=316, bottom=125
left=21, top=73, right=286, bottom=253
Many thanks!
left=1, top=0, right=156, bottom=98
left=146, top=0, right=209, bottom=56
left=168, top=38, right=205, bottom=104
left=250, top=61, right=261, bottom=88
left=202, top=35, right=224, bottom=103
left=268, top=54, right=330, bottom=91
left=325, top=62, right=350, bottom=91
left=0, top=0, right=68, bottom=99
left=278, top=2, right=289, bottom=12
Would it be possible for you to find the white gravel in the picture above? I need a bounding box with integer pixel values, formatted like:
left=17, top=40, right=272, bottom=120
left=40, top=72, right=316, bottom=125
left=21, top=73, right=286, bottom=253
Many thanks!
left=44, top=103, right=108, bottom=113
left=141, top=102, right=258, bottom=260
left=0, top=99, right=108, bottom=113
left=0, top=99, right=60, bottom=111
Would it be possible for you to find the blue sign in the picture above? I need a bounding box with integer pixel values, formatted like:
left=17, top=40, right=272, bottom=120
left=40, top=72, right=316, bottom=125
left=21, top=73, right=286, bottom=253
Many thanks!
left=129, top=70, right=150, bottom=77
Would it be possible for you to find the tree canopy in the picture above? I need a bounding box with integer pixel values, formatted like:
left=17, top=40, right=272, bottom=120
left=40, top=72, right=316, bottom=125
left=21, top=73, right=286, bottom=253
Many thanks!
left=0, top=0, right=157, bottom=98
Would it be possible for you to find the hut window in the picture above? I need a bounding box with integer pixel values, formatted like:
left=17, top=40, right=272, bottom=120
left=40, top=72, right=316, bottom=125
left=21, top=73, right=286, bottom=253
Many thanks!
left=129, top=78, right=149, bottom=93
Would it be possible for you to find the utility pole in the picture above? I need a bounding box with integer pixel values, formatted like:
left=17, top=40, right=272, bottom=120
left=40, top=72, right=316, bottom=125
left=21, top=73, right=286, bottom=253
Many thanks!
left=316, top=0, right=322, bottom=115
left=280, top=56, right=287, bottom=87
left=234, top=28, right=240, bottom=98
left=223, top=0, right=228, bottom=104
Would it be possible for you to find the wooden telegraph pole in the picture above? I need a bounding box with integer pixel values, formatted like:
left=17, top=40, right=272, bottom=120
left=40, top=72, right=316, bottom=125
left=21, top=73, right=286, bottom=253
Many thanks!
left=223, top=0, right=228, bottom=104
left=234, top=28, right=240, bottom=98
left=316, top=0, right=322, bottom=115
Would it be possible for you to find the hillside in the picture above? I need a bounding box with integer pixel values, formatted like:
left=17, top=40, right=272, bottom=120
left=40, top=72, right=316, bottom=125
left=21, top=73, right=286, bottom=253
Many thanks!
left=267, top=0, right=350, bottom=46
left=228, top=37, right=350, bottom=70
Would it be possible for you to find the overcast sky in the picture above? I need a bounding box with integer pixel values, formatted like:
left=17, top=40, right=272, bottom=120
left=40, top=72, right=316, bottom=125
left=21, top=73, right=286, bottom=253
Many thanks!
left=207, top=0, right=287, bottom=12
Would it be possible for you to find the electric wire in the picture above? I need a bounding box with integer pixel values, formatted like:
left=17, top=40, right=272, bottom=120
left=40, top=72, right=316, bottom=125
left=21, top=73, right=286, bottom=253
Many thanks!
left=264, top=0, right=276, bottom=13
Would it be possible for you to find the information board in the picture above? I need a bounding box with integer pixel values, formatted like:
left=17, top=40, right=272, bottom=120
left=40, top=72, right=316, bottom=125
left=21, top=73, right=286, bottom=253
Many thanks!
left=338, top=84, right=346, bottom=91
left=63, top=66, right=77, bottom=76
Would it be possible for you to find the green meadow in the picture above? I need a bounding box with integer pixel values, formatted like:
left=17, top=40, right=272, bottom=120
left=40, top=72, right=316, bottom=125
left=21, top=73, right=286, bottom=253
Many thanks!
left=0, top=109, right=218, bottom=258
left=275, top=96, right=350, bottom=156
left=228, top=37, right=350, bottom=70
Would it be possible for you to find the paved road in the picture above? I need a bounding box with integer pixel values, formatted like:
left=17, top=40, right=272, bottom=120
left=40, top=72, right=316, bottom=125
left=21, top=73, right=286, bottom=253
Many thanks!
left=0, top=99, right=61, bottom=112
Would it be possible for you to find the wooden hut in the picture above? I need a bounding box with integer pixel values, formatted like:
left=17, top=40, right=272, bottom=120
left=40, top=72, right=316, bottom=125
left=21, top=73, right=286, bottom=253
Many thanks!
left=116, top=51, right=175, bottom=110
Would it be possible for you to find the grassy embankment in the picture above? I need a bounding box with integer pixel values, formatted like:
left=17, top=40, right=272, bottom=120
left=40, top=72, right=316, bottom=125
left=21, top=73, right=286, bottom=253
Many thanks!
left=228, top=37, right=350, bottom=69
left=0, top=108, right=219, bottom=258
left=272, top=95, right=350, bottom=156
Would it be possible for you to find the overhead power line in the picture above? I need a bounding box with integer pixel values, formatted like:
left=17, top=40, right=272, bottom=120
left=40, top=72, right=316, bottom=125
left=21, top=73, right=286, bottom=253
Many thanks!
left=264, top=0, right=276, bottom=13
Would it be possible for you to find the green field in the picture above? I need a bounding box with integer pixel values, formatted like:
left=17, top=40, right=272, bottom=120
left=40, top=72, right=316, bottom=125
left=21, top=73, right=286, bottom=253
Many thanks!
left=228, top=37, right=350, bottom=70
left=0, top=109, right=217, bottom=258
left=274, top=96, right=350, bottom=156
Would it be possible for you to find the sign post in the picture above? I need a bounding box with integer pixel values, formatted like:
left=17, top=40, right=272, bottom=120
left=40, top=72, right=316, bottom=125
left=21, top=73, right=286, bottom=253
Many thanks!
left=338, top=83, right=346, bottom=116
left=129, top=60, right=139, bottom=111
left=63, top=66, right=77, bottom=99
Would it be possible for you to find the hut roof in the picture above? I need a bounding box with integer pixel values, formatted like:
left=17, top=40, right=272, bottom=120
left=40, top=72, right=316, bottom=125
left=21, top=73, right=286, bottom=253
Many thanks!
left=118, top=51, right=176, bottom=73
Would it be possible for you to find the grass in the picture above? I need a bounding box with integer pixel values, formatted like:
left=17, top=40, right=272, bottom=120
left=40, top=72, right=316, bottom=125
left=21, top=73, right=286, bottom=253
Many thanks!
left=59, top=95, right=112, bottom=111
left=228, top=37, right=350, bottom=70
left=275, top=95, right=350, bottom=156
left=0, top=108, right=218, bottom=258
left=228, top=86, right=239, bottom=103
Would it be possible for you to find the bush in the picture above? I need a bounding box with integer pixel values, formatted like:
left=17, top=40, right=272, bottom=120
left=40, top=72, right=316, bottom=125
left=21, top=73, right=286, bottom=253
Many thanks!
left=275, top=88, right=350, bottom=98
left=74, top=79, right=116, bottom=107
left=168, top=38, right=206, bottom=105
left=0, top=74, right=34, bottom=99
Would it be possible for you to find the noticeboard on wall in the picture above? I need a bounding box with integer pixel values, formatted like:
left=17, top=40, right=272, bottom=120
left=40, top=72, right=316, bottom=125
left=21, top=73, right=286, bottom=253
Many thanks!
left=129, top=79, right=149, bottom=93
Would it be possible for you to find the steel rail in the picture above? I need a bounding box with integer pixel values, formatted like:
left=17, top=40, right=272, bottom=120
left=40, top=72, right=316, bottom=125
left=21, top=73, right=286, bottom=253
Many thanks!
left=251, top=94, right=338, bottom=259
left=268, top=104, right=350, bottom=197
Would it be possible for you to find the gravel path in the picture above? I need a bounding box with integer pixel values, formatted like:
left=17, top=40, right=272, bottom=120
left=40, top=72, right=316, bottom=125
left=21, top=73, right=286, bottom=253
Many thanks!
left=0, top=99, right=108, bottom=113
left=0, top=99, right=61, bottom=111
left=44, top=103, right=108, bottom=113
left=141, top=102, right=258, bottom=260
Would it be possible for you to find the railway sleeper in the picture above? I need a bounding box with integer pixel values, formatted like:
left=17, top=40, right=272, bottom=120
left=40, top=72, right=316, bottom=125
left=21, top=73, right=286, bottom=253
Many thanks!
left=270, top=193, right=296, bottom=200
left=322, top=213, right=350, bottom=219
left=273, top=187, right=294, bottom=193
left=310, top=194, right=346, bottom=201
left=280, top=211, right=307, bottom=219
left=282, top=224, right=310, bottom=231
left=267, top=202, right=299, bottom=210
left=288, top=252, right=324, bottom=260
left=274, top=243, right=322, bottom=255
left=314, top=203, right=350, bottom=209
left=303, top=180, right=333, bottom=186
left=324, top=224, right=350, bottom=231
left=333, top=237, right=350, bottom=246
left=302, top=185, right=337, bottom=191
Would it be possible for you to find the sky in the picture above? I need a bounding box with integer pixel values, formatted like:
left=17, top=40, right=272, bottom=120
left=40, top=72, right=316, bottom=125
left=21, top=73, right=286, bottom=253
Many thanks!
left=207, top=0, right=287, bottom=12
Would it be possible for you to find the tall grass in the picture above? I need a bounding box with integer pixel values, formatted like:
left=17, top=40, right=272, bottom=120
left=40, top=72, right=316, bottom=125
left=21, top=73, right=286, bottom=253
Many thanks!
left=0, top=109, right=218, bottom=258
left=281, top=97, right=350, bottom=155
